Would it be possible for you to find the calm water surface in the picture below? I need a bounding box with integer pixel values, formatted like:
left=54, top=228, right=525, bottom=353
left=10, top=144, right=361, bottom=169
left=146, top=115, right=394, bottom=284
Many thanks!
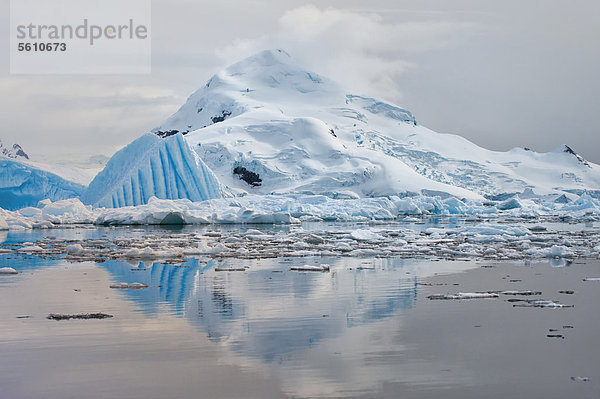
left=0, top=226, right=598, bottom=399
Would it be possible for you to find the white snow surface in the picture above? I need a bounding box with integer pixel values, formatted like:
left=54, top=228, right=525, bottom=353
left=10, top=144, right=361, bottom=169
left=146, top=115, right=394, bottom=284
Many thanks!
left=148, top=49, right=600, bottom=200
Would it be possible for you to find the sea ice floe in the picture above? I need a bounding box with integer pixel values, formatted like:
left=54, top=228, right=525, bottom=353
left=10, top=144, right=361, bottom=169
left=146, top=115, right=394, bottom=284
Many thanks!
left=500, top=290, right=542, bottom=296
left=427, top=292, right=499, bottom=300
left=512, top=299, right=573, bottom=308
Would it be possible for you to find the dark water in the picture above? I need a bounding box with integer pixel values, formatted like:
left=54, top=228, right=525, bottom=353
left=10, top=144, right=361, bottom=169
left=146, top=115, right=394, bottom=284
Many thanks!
left=0, top=227, right=599, bottom=399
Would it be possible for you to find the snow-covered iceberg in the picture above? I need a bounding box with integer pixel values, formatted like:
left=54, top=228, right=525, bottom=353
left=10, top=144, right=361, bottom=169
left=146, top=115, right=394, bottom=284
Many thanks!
left=147, top=49, right=600, bottom=200
left=0, top=158, right=86, bottom=211
left=0, top=139, right=99, bottom=210
left=81, top=133, right=223, bottom=208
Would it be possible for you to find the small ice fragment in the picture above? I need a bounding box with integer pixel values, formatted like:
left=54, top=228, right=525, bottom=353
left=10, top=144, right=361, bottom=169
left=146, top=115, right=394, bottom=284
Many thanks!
left=570, top=376, right=589, bottom=382
left=289, top=264, right=330, bottom=272
left=19, top=245, right=44, bottom=252
left=305, top=234, right=324, bottom=244
left=350, top=229, right=382, bottom=241
left=66, top=244, right=85, bottom=255
left=109, top=282, right=149, bottom=289
left=583, top=277, right=600, bottom=281
left=0, top=267, right=18, bottom=275
left=428, top=292, right=499, bottom=300
left=512, top=299, right=573, bottom=308
left=500, top=290, right=542, bottom=296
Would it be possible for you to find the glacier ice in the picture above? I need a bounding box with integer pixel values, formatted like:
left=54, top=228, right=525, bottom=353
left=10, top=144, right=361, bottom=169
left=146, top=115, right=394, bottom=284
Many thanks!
left=0, top=158, right=85, bottom=210
left=81, top=133, right=223, bottom=208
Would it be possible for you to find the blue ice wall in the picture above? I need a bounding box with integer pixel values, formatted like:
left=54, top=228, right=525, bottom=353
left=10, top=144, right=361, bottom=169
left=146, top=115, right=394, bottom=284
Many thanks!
left=81, top=133, right=223, bottom=208
left=0, top=159, right=85, bottom=210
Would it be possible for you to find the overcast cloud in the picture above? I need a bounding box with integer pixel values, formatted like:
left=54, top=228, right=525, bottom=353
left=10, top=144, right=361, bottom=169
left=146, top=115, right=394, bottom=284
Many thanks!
left=1, top=0, right=598, bottom=164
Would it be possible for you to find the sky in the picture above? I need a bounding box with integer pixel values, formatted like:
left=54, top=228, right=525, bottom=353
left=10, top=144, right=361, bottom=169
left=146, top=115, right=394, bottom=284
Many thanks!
left=1, top=0, right=599, bottom=164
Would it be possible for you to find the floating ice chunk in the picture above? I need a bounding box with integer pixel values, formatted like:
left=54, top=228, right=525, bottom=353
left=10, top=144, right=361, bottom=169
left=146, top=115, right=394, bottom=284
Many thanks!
left=19, top=244, right=44, bottom=252
left=0, top=215, right=7, bottom=230
left=583, top=277, right=600, bottom=281
left=109, top=282, right=149, bottom=289
left=289, top=264, right=330, bottom=272
left=547, top=245, right=573, bottom=258
left=0, top=267, right=18, bottom=274
left=350, top=229, right=382, bottom=241
left=570, top=376, right=590, bottom=382
left=442, top=197, right=470, bottom=214
left=305, top=234, right=324, bottom=244
left=497, top=197, right=522, bottom=210
left=335, top=242, right=353, bottom=251
left=500, top=290, right=542, bottom=296
left=243, top=229, right=263, bottom=236
left=123, top=247, right=156, bottom=259
left=198, top=242, right=227, bottom=254
left=512, top=299, right=573, bottom=308
left=428, top=292, right=499, bottom=300
left=66, top=244, right=85, bottom=255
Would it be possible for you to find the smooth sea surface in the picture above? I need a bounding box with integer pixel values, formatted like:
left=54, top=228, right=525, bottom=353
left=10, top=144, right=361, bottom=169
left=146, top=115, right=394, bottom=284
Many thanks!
left=0, top=225, right=599, bottom=399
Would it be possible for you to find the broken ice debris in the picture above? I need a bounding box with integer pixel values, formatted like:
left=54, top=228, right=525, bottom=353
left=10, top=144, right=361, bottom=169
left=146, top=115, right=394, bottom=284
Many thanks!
left=570, top=376, right=590, bottom=382
left=0, top=267, right=18, bottom=274
left=500, top=290, right=542, bottom=296
left=427, top=292, right=499, bottom=300
left=109, top=282, right=149, bottom=289
left=512, top=299, right=573, bottom=308
left=289, top=264, right=330, bottom=272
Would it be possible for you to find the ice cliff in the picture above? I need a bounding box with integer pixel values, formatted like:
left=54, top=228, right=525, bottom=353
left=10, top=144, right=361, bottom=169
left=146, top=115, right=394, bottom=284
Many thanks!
left=81, top=133, right=223, bottom=208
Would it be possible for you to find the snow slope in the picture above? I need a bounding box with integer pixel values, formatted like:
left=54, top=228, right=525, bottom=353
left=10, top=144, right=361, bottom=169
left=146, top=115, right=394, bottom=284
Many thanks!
left=81, top=133, right=223, bottom=208
left=150, top=49, right=600, bottom=199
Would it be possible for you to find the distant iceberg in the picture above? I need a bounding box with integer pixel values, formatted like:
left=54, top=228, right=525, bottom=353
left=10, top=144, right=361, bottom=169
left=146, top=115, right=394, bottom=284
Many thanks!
left=81, top=133, right=223, bottom=208
left=0, top=158, right=85, bottom=210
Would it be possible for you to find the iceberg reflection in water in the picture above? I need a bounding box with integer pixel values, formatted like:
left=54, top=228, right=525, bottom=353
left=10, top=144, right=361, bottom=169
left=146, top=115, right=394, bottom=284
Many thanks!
left=98, top=257, right=426, bottom=359
left=94, top=256, right=480, bottom=396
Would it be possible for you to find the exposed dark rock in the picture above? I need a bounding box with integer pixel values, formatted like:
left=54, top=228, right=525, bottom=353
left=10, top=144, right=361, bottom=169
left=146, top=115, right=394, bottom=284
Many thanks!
left=211, top=110, right=232, bottom=124
left=563, top=145, right=591, bottom=168
left=233, top=166, right=262, bottom=187
left=329, top=128, right=337, bottom=138
left=12, top=144, right=29, bottom=159
left=154, top=130, right=179, bottom=138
